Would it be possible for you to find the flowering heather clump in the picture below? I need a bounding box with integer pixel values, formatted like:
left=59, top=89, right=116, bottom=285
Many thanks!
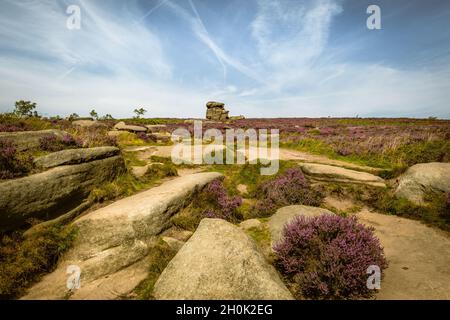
left=198, top=179, right=242, bottom=221
left=0, top=139, right=33, bottom=179
left=254, top=168, right=324, bottom=217
left=137, top=132, right=157, bottom=143
left=39, top=134, right=82, bottom=152
left=72, top=127, right=118, bottom=148
left=274, top=214, right=388, bottom=300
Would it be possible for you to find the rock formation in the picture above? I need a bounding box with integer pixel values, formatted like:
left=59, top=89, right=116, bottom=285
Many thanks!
left=0, top=129, right=67, bottom=151
left=0, top=147, right=125, bottom=232
left=205, top=101, right=229, bottom=121
left=395, top=162, right=450, bottom=204
left=153, top=218, right=294, bottom=300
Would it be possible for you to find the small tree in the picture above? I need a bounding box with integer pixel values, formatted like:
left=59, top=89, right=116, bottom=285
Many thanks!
left=102, top=114, right=114, bottom=120
left=68, top=113, right=79, bottom=121
left=133, top=107, right=147, bottom=119
left=89, top=109, right=99, bottom=120
left=14, top=100, right=37, bottom=117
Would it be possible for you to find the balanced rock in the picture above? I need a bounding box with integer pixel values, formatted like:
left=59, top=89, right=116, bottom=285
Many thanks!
left=153, top=218, right=293, bottom=300
left=206, top=101, right=229, bottom=122
left=0, top=129, right=67, bottom=151
left=395, top=162, right=450, bottom=204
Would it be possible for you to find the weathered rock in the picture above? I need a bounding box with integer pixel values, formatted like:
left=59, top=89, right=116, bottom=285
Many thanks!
left=298, top=163, right=386, bottom=187
left=34, top=147, right=120, bottom=169
left=162, top=236, right=185, bottom=251
left=153, top=218, right=294, bottom=300
left=0, top=129, right=67, bottom=151
left=22, top=172, right=222, bottom=300
left=239, top=219, right=262, bottom=230
left=268, top=205, right=335, bottom=244
left=206, top=101, right=229, bottom=121
left=114, top=121, right=147, bottom=133
left=0, top=155, right=125, bottom=232
left=72, top=120, right=107, bottom=128
left=145, top=125, right=168, bottom=133
left=395, top=162, right=450, bottom=204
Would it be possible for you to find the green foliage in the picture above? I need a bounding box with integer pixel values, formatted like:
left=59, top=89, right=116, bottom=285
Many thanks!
left=133, top=108, right=147, bottom=119
left=145, top=163, right=178, bottom=179
left=0, top=224, right=77, bottom=299
left=134, top=239, right=176, bottom=300
left=89, top=109, right=98, bottom=120
left=14, top=100, right=37, bottom=117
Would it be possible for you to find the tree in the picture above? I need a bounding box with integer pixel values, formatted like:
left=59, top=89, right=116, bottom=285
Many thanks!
left=133, top=107, right=147, bottom=119
left=14, top=100, right=37, bottom=117
left=102, top=114, right=114, bottom=120
left=68, top=113, right=79, bottom=121
left=90, top=109, right=99, bottom=120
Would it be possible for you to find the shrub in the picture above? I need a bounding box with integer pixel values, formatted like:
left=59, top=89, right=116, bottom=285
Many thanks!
left=144, top=163, right=178, bottom=179
left=0, top=224, right=77, bottom=299
left=0, top=139, right=34, bottom=179
left=39, top=134, right=82, bottom=152
left=70, top=127, right=118, bottom=148
left=137, top=132, right=156, bottom=143
left=253, top=168, right=324, bottom=217
left=274, top=214, right=388, bottom=300
left=196, top=179, right=242, bottom=221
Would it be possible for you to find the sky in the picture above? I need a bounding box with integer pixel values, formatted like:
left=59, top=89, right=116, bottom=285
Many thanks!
left=0, top=0, right=449, bottom=119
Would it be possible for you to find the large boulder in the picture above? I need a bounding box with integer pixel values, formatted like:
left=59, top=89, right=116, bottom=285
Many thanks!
left=268, top=205, right=335, bottom=244
left=113, top=121, right=147, bottom=133
left=0, top=155, right=125, bottom=232
left=34, top=147, right=120, bottom=169
left=395, top=162, right=450, bottom=204
left=22, top=172, right=222, bottom=300
left=153, top=218, right=294, bottom=300
left=0, top=129, right=67, bottom=151
left=205, top=101, right=229, bottom=121
left=72, top=120, right=107, bottom=128
left=298, top=163, right=386, bottom=187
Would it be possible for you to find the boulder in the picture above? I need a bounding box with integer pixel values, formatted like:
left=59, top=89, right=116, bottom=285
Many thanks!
left=298, top=163, right=386, bottom=187
left=205, top=101, right=229, bottom=121
left=268, top=205, right=335, bottom=244
left=0, top=155, right=125, bottom=232
left=22, top=172, right=222, bottom=300
left=145, top=125, right=168, bottom=133
left=395, top=162, right=450, bottom=204
left=153, top=218, right=294, bottom=300
left=239, top=219, right=262, bottom=230
left=34, top=147, right=120, bottom=169
left=0, top=129, right=67, bottom=151
left=114, top=121, right=147, bottom=133
left=72, top=120, right=107, bottom=128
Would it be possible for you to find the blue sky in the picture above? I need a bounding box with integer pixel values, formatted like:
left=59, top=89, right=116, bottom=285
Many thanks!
left=0, top=0, right=449, bottom=118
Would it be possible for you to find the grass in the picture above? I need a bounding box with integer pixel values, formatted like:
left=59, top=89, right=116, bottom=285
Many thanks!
left=133, top=239, right=177, bottom=300
left=0, top=224, right=78, bottom=299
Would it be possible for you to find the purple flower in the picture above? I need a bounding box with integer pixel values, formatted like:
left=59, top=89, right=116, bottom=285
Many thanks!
left=273, top=214, right=388, bottom=299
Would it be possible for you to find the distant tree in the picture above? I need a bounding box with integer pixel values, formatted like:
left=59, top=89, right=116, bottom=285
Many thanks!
left=102, top=114, right=114, bottom=120
left=133, top=107, right=147, bottom=119
left=14, top=100, right=37, bottom=117
left=68, top=113, right=80, bottom=121
left=90, top=109, right=99, bottom=120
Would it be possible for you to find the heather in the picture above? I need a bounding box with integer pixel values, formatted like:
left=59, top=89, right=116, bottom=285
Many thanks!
left=274, top=214, right=388, bottom=299
left=252, top=168, right=324, bottom=217
left=39, top=134, right=83, bottom=152
left=0, top=139, right=34, bottom=180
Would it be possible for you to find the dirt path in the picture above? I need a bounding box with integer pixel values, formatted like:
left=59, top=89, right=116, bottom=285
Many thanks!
left=356, top=208, right=450, bottom=300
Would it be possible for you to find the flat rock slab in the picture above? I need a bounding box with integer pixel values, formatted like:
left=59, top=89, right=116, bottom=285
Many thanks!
left=268, top=205, right=335, bottom=244
left=34, top=147, right=120, bottom=169
left=356, top=209, right=450, bottom=300
left=298, top=163, right=385, bottom=187
left=153, top=218, right=293, bottom=300
left=0, top=129, right=67, bottom=151
left=72, top=120, right=107, bottom=128
left=395, top=162, right=450, bottom=204
left=22, top=172, right=222, bottom=300
left=114, top=121, right=147, bottom=133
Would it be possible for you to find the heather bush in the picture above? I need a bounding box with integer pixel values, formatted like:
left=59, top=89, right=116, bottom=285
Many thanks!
left=136, top=132, right=157, bottom=143
left=0, top=224, right=77, bottom=299
left=70, top=127, right=118, bottom=148
left=0, top=139, right=34, bottom=179
left=274, top=214, right=388, bottom=299
left=253, top=168, right=324, bottom=217
left=39, top=134, right=82, bottom=152
left=195, top=179, right=242, bottom=221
